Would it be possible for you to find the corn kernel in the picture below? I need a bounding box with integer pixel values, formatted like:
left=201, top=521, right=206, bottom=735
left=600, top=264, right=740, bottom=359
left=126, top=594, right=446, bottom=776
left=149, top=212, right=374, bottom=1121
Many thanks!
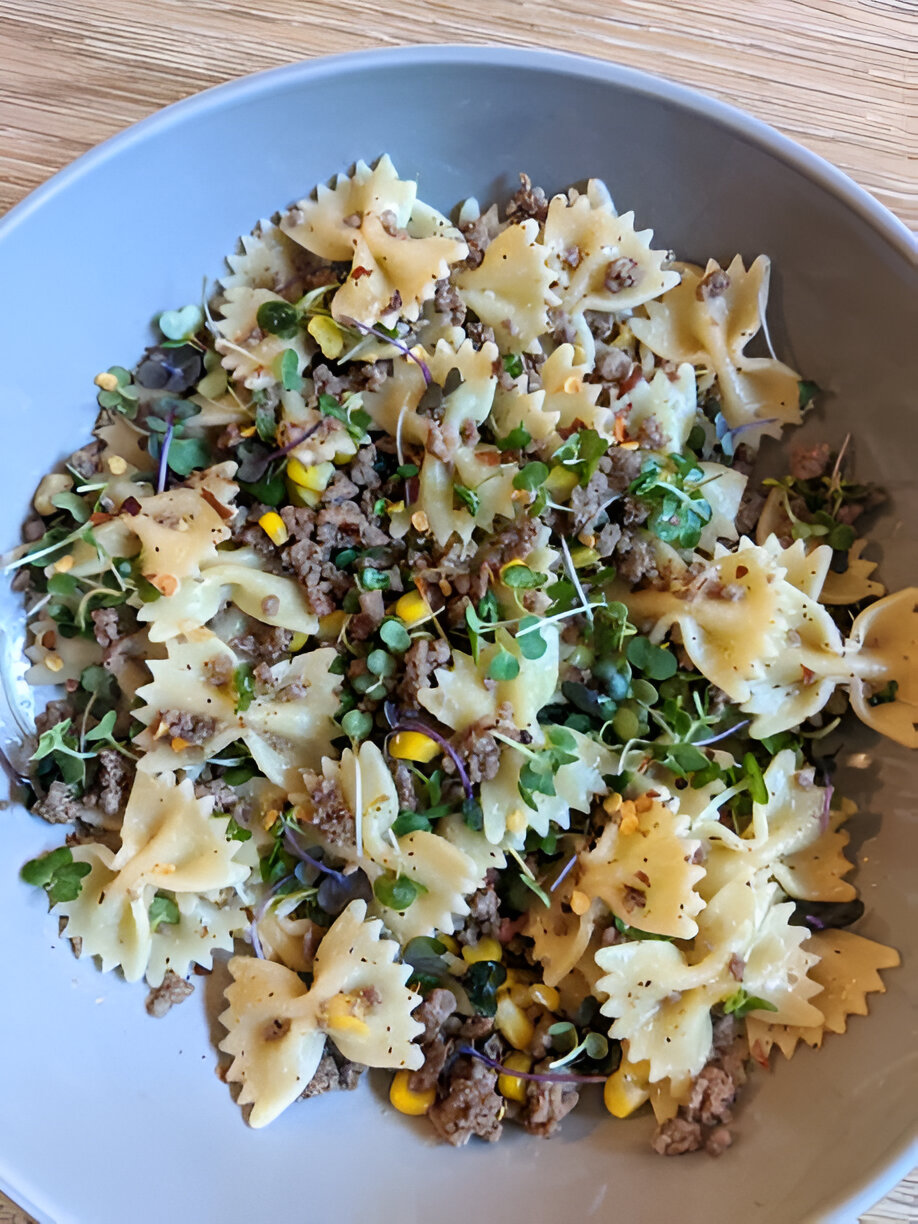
left=619, top=809, right=640, bottom=836
left=498, top=980, right=533, bottom=1008
left=288, top=632, right=308, bottom=652
left=530, top=983, right=561, bottom=1011
left=94, top=371, right=119, bottom=392
left=569, top=545, right=600, bottom=568
left=307, top=315, right=345, bottom=360
left=570, top=890, right=591, bottom=916
left=287, top=482, right=320, bottom=509
left=317, top=611, right=347, bottom=641
left=288, top=458, right=335, bottom=492
left=53, top=555, right=74, bottom=574
left=239, top=425, right=257, bottom=438
left=262, top=809, right=280, bottom=831
left=498, top=1052, right=532, bottom=1103
left=634, top=793, right=654, bottom=814
left=394, top=590, right=432, bottom=627
left=170, top=736, right=190, bottom=752
left=437, top=933, right=459, bottom=956
left=389, top=730, right=441, bottom=764
left=495, top=993, right=535, bottom=1051
left=389, top=1069, right=435, bottom=1116
left=603, top=1059, right=651, bottom=1118
left=44, top=654, right=63, bottom=673
left=506, top=808, right=527, bottom=835
left=462, top=937, right=503, bottom=965
left=323, top=994, right=370, bottom=1036
left=562, top=374, right=582, bottom=394
left=544, top=465, right=578, bottom=500
left=603, top=792, right=623, bottom=815
left=411, top=510, right=430, bottom=533
left=258, top=511, right=289, bottom=546
left=106, top=455, right=128, bottom=475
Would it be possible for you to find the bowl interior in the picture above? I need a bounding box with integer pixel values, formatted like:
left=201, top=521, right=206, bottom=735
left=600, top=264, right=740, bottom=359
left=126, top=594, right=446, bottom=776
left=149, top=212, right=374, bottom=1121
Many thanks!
left=0, top=47, right=915, bottom=1224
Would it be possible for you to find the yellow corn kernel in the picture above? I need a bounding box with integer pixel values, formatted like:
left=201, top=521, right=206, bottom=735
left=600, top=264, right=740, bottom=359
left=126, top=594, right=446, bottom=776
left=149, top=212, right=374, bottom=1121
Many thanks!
left=258, top=511, right=289, bottom=546
left=570, top=890, right=591, bottom=916
left=107, top=455, right=128, bottom=476
left=619, top=808, right=640, bottom=836
left=495, top=993, right=535, bottom=1051
left=307, top=315, right=345, bottom=360
left=498, top=980, right=533, bottom=1009
left=287, top=482, right=320, bottom=509
left=604, top=1060, right=651, bottom=1118
left=411, top=510, right=430, bottom=533
left=44, top=654, right=63, bottom=673
left=288, top=632, right=308, bottom=652
left=603, top=792, right=623, bottom=815
left=170, top=736, right=190, bottom=753
left=288, top=457, right=335, bottom=492
left=389, top=730, right=442, bottom=764
left=544, top=464, right=579, bottom=501
left=323, top=1003, right=369, bottom=1037
left=239, top=425, right=257, bottom=438
left=506, top=808, right=527, bottom=835
left=462, top=937, right=503, bottom=965
left=437, top=933, right=459, bottom=956
left=498, top=1052, right=532, bottom=1103
left=262, top=808, right=280, bottom=831
left=94, top=370, right=119, bottom=392
left=562, top=374, right=582, bottom=394
left=53, top=555, right=74, bottom=574
left=394, top=590, right=432, bottom=627
left=317, top=611, right=347, bottom=641
left=634, top=793, right=654, bottom=814
left=569, top=545, right=600, bottom=568
left=389, top=1069, right=436, bottom=1116
left=530, top=983, right=561, bottom=1011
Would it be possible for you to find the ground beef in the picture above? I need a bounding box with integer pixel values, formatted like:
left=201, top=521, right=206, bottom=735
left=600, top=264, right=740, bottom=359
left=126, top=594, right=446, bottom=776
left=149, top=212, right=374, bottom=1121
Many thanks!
left=448, top=703, right=521, bottom=785
left=300, top=1046, right=366, bottom=1098
left=588, top=344, right=632, bottom=386
left=85, top=748, right=134, bottom=818
left=348, top=589, right=385, bottom=641
left=390, top=760, right=417, bottom=810
left=312, top=361, right=388, bottom=399
left=547, top=307, right=578, bottom=346
left=414, top=987, right=458, bottom=1044
left=615, top=531, right=660, bottom=588
left=298, top=771, right=355, bottom=846
left=479, top=514, right=540, bottom=569
left=459, top=203, right=500, bottom=270
left=521, top=1068, right=580, bottom=1138
left=434, top=278, right=466, bottom=326
left=651, top=1018, right=747, bottom=1156
left=505, top=173, right=549, bottom=225
left=349, top=444, right=384, bottom=492
left=90, top=606, right=124, bottom=650
left=145, top=970, right=194, bottom=1018
left=583, top=309, right=617, bottom=343
left=67, top=440, right=104, bottom=479
left=790, top=441, right=832, bottom=482
left=637, top=415, right=666, bottom=451
left=462, top=874, right=501, bottom=941
left=159, top=710, right=217, bottom=745
left=735, top=485, right=765, bottom=538
left=595, top=521, right=623, bottom=558
left=398, top=636, right=451, bottom=704
left=194, top=776, right=244, bottom=816
left=427, top=1056, right=504, bottom=1146
left=652, top=1116, right=706, bottom=1155
left=231, top=623, right=293, bottom=665
left=34, top=699, right=75, bottom=740
left=324, top=471, right=360, bottom=503
left=570, top=450, right=644, bottom=532
left=32, top=781, right=86, bottom=824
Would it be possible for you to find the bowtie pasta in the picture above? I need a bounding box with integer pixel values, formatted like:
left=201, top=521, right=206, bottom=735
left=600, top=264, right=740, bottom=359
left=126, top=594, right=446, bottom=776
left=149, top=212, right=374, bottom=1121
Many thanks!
left=9, top=158, right=912, bottom=1157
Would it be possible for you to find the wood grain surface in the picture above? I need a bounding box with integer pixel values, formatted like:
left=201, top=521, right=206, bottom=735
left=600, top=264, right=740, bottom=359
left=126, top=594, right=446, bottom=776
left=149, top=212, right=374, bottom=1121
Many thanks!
left=0, top=1, right=914, bottom=1221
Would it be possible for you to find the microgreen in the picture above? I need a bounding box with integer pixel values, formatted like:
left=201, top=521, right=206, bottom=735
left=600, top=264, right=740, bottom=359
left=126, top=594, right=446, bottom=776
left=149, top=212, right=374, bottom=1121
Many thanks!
left=380, top=619, right=411, bottom=652
left=798, top=380, right=820, bottom=410
left=868, top=680, right=899, bottom=707
left=30, top=719, right=94, bottom=789
left=613, top=916, right=672, bottom=942
left=453, top=483, right=480, bottom=516
left=341, top=709, right=374, bottom=743
left=96, top=366, right=140, bottom=418
left=158, top=305, right=203, bottom=342
left=487, top=649, right=520, bottom=681
left=149, top=892, right=180, bottom=932
left=463, top=960, right=507, bottom=1017
left=21, top=846, right=91, bottom=904
left=502, top=564, right=547, bottom=590
left=502, top=353, right=524, bottom=378
left=233, top=663, right=255, bottom=714
left=318, top=392, right=373, bottom=444
left=742, top=752, right=769, bottom=805
left=373, top=872, right=426, bottom=911
left=551, top=428, right=608, bottom=486
left=629, top=453, right=713, bottom=549
left=256, top=299, right=300, bottom=338
left=274, top=348, right=303, bottom=392
left=402, top=935, right=449, bottom=988
left=357, top=567, right=390, bottom=592
left=513, top=461, right=549, bottom=493
left=626, top=635, right=678, bottom=681
left=223, top=815, right=252, bottom=842
left=722, top=988, right=779, bottom=1018
left=516, top=616, right=547, bottom=659
left=494, top=423, right=531, bottom=451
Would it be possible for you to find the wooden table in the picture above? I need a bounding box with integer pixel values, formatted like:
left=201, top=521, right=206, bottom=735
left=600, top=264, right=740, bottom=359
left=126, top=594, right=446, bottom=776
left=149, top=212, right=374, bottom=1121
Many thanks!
left=0, top=2, right=914, bottom=1221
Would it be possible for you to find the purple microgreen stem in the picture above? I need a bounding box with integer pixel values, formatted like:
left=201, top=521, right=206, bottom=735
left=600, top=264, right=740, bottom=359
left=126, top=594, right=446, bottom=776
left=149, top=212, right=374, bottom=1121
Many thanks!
left=693, top=720, right=750, bottom=747
left=283, top=826, right=349, bottom=883
left=457, top=1045, right=607, bottom=1085
left=820, top=781, right=835, bottom=834
left=387, top=718, right=473, bottom=800
left=548, top=853, right=578, bottom=893
left=156, top=408, right=176, bottom=494
left=339, top=316, right=431, bottom=386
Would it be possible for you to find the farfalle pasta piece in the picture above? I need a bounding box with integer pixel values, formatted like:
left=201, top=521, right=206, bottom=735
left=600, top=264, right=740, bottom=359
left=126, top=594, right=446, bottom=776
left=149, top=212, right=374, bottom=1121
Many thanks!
left=845, top=586, right=918, bottom=748
left=418, top=626, right=559, bottom=735
left=538, top=344, right=613, bottom=441
left=56, top=772, right=251, bottom=984
left=620, top=363, right=697, bottom=453
left=630, top=256, right=800, bottom=439
left=220, top=219, right=316, bottom=295
left=480, top=728, right=613, bottom=846
left=145, top=889, right=247, bottom=987
left=542, top=184, right=680, bottom=318
left=456, top=219, right=559, bottom=352
left=215, top=286, right=311, bottom=387
left=526, top=874, right=597, bottom=989
left=578, top=797, right=706, bottom=939
left=745, top=929, right=900, bottom=1060
left=219, top=900, right=423, bottom=1127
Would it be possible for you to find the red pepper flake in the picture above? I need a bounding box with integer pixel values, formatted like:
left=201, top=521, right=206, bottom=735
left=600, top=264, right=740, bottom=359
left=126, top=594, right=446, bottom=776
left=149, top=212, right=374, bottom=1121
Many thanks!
left=200, top=488, right=234, bottom=521
left=634, top=869, right=651, bottom=887
left=351, top=266, right=372, bottom=282
left=618, top=363, right=644, bottom=396
left=89, top=511, right=113, bottom=526
left=801, top=665, right=815, bottom=685
left=121, top=496, right=142, bottom=516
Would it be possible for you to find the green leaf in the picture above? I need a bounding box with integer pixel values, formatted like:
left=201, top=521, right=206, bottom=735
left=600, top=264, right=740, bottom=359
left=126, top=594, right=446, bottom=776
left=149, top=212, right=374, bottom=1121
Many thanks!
left=868, top=679, right=899, bottom=707
left=341, top=709, right=374, bottom=742
left=22, top=846, right=91, bottom=904
left=392, top=810, right=433, bottom=837
left=21, top=846, right=73, bottom=887
left=149, top=892, right=180, bottom=932
left=657, top=742, right=710, bottom=777
left=224, top=815, right=252, bottom=842
left=463, top=960, right=507, bottom=1017
left=80, top=665, right=119, bottom=703
left=513, top=461, right=549, bottom=493
left=380, top=619, right=411, bottom=652
left=239, top=470, right=286, bottom=506
left=495, top=423, right=531, bottom=451
left=453, top=483, right=480, bottom=516
left=366, top=649, right=395, bottom=678
left=357, top=568, right=390, bottom=592
left=461, top=796, right=484, bottom=831
left=396, top=463, right=419, bottom=478
left=158, top=305, right=203, bottom=341
left=798, top=380, right=820, bottom=410
left=164, top=436, right=211, bottom=477
left=502, top=353, right=524, bottom=378
left=502, top=564, right=547, bottom=590
left=373, top=872, right=424, bottom=911
left=613, top=916, right=672, bottom=942
left=487, top=649, right=520, bottom=681
left=517, top=871, right=551, bottom=907
left=84, top=709, right=118, bottom=744
left=516, top=616, right=548, bottom=659
left=254, top=395, right=278, bottom=443
left=234, top=663, right=255, bottom=713
left=275, top=347, right=302, bottom=392
left=50, top=491, right=90, bottom=524
left=742, top=752, right=769, bottom=805
left=722, top=988, right=779, bottom=1018
left=46, top=859, right=92, bottom=904
left=256, top=300, right=300, bottom=338
left=626, top=635, right=678, bottom=680
left=584, top=1031, right=609, bottom=1060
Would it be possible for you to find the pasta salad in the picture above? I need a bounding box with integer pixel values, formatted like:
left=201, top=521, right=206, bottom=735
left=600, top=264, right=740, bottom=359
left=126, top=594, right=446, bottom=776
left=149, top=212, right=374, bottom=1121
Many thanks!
left=8, top=157, right=913, bottom=1155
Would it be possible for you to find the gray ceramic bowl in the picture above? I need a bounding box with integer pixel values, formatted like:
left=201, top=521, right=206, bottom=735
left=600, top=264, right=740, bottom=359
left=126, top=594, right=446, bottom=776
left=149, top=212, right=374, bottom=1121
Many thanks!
left=0, top=46, right=915, bottom=1224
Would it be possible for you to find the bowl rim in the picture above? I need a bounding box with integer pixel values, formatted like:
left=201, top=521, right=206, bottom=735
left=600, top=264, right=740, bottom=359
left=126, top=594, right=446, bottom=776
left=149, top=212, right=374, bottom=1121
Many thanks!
left=0, top=42, right=914, bottom=1224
